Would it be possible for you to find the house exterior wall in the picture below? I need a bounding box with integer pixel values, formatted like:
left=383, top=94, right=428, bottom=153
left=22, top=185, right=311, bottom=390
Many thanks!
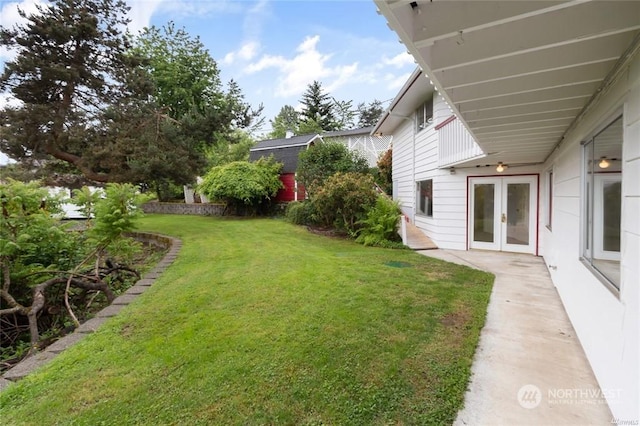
left=539, top=52, right=639, bottom=420
left=392, top=94, right=542, bottom=250
left=392, top=94, right=472, bottom=250
left=392, top=60, right=638, bottom=417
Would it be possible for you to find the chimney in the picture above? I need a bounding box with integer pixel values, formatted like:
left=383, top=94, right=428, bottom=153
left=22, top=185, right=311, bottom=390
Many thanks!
left=285, top=129, right=294, bottom=139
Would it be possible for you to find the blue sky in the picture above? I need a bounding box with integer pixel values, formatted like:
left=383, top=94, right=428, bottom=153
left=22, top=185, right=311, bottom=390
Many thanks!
left=0, top=0, right=415, bottom=145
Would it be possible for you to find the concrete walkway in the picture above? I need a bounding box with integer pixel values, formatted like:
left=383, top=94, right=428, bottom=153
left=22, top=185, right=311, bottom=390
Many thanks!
left=403, top=219, right=438, bottom=250
left=417, top=249, right=612, bottom=426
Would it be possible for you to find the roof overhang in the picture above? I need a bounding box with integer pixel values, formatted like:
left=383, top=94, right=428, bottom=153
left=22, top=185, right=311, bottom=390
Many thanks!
left=375, top=0, right=640, bottom=165
left=373, top=67, right=435, bottom=135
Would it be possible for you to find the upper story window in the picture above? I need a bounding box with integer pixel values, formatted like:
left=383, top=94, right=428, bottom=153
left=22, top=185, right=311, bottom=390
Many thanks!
left=415, top=97, right=433, bottom=132
left=582, top=115, right=622, bottom=291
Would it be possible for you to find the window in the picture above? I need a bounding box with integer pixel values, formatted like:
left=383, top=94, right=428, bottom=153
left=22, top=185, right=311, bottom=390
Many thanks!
left=417, top=179, right=433, bottom=217
left=545, top=169, right=553, bottom=230
left=415, top=97, right=433, bottom=132
left=582, top=115, right=622, bottom=290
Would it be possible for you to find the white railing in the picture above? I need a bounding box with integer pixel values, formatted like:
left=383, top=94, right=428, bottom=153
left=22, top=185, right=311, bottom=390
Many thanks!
left=437, top=116, right=484, bottom=167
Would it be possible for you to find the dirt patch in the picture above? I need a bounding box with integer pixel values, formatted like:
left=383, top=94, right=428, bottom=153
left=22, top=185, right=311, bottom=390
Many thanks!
left=306, top=226, right=348, bottom=239
left=440, top=308, right=472, bottom=329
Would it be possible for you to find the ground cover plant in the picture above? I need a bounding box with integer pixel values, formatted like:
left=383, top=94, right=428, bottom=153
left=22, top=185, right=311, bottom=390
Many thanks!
left=0, top=215, right=493, bottom=425
left=0, top=181, right=153, bottom=370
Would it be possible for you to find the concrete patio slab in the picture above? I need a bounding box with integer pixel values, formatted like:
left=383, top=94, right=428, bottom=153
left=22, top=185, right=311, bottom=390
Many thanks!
left=417, top=249, right=612, bottom=426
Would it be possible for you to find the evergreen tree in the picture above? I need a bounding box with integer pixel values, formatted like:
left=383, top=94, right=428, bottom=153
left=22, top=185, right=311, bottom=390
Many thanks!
left=299, top=81, right=338, bottom=132
left=0, top=0, right=151, bottom=182
left=357, top=99, right=385, bottom=128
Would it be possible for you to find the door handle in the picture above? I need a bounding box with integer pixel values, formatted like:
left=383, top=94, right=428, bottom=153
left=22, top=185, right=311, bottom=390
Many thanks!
left=501, top=213, right=506, bottom=223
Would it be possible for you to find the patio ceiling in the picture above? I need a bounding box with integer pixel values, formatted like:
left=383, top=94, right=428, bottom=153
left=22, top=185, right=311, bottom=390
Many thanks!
left=375, top=0, right=640, bottom=166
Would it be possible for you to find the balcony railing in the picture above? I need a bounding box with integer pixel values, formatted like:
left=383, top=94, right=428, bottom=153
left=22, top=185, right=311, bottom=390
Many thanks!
left=436, top=116, right=484, bottom=167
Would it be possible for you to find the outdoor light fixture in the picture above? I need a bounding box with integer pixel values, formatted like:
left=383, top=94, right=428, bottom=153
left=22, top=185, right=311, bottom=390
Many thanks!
left=449, top=167, right=456, bottom=175
left=496, top=162, right=507, bottom=173
left=598, top=157, right=610, bottom=169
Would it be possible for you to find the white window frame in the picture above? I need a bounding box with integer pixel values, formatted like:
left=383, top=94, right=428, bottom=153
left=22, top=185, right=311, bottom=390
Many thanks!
left=545, top=167, right=554, bottom=230
left=415, top=97, right=433, bottom=133
left=581, top=114, right=623, bottom=293
left=416, top=179, right=433, bottom=217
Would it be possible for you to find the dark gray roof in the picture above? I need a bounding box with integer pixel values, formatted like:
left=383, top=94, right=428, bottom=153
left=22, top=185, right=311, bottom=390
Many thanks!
left=249, top=145, right=308, bottom=173
left=250, top=133, right=322, bottom=173
left=323, top=127, right=375, bottom=138
left=250, top=134, right=321, bottom=151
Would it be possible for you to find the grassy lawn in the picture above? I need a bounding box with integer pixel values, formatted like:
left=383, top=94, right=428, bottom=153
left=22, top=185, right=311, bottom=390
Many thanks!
left=0, top=215, right=493, bottom=425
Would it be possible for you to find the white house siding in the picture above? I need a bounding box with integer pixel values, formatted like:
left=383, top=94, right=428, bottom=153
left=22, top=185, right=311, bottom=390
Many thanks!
left=393, top=95, right=474, bottom=250
left=540, top=52, right=639, bottom=420
left=392, top=119, right=417, bottom=220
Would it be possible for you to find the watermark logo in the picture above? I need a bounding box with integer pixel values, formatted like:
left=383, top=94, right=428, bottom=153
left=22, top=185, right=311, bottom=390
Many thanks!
left=518, top=384, right=542, bottom=409
left=517, top=385, right=622, bottom=409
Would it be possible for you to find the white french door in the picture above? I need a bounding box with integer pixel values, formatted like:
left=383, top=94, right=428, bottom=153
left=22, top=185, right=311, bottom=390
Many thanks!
left=469, top=176, right=538, bottom=254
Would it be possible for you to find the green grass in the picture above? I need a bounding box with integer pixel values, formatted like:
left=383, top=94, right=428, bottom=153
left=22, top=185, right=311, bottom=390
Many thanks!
left=0, top=215, right=493, bottom=425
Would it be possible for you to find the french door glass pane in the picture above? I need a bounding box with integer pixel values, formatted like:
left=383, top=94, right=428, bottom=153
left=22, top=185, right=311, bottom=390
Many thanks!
left=473, top=184, right=494, bottom=243
left=506, top=183, right=530, bottom=245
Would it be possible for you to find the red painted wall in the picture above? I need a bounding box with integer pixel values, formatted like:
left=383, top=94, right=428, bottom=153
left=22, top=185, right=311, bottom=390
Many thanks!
left=276, top=173, right=306, bottom=202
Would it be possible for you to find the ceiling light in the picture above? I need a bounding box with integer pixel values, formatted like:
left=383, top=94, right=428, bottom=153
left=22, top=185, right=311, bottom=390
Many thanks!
left=598, top=157, right=610, bottom=169
left=496, top=163, right=507, bottom=173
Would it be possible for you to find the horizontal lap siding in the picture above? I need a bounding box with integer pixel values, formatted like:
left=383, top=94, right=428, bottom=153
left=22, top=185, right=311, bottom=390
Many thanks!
left=392, top=123, right=416, bottom=218
left=392, top=95, right=470, bottom=250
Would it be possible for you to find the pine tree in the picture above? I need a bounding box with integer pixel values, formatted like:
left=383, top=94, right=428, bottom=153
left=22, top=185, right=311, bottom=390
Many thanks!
left=0, top=0, right=150, bottom=182
left=299, top=81, right=338, bottom=132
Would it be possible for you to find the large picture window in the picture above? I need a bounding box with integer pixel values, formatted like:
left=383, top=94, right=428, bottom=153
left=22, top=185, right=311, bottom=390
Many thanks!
left=417, top=179, right=433, bottom=217
left=582, top=115, right=622, bottom=290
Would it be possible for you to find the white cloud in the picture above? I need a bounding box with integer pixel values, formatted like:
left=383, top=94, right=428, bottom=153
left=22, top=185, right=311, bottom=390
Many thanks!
left=246, top=35, right=359, bottom=98
left=126, top=0, right=165, bottom=36
left=382, top=52, right=415, bottom=69
left=385, top=72, right=412, bottom=91
left=0, top=0, right=48, bottom=61
left=155, top=0, right=240, bottom=19
left=222, top=41, right=260, bottom=65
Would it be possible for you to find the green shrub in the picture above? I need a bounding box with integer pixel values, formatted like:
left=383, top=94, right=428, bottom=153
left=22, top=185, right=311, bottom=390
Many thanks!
left=285, top=201, right=316, bottom=225
left=376, top=147, right=392, bottom=195
left=355, top=196, right=404, bottom=247
left=296, top=141, right=369, bottom=197
left=311, top=172, right=377, bottom=233
left=198, top=157, right=283, bottom=215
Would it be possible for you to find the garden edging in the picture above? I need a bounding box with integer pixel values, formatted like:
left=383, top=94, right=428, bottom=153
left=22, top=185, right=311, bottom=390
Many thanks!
left=0, top=232, right=182, bottom=392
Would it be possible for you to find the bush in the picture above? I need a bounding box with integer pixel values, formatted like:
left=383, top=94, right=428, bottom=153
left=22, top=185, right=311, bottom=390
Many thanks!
left=285, top=201, right=316, bottom=225
left=296, top=141, right=369, bottom=197
left=311, top=172, right=377, bottom=233
left=355, top=196, right=404, bottom=247
left=376, top=148, right=392, bottom=195
left=198, top=157, right=283, bottom=215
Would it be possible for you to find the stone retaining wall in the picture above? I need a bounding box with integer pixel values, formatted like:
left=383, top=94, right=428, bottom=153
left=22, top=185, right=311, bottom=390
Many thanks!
left=142, top=202, right=225, bottom=216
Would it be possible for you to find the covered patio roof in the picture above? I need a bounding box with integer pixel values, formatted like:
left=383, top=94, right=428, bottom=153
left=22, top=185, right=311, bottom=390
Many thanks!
left=374, top=0, right=640, bottom=166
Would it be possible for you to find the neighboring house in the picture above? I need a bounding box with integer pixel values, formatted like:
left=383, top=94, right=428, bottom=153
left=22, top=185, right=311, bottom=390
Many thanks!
left=47, top=186, right=100, bottom=219
left=323, top=127, right=393, bottom=167
left=374, top=0, right=639, bottom=420
left=249, top=133, right=322, bottom=202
